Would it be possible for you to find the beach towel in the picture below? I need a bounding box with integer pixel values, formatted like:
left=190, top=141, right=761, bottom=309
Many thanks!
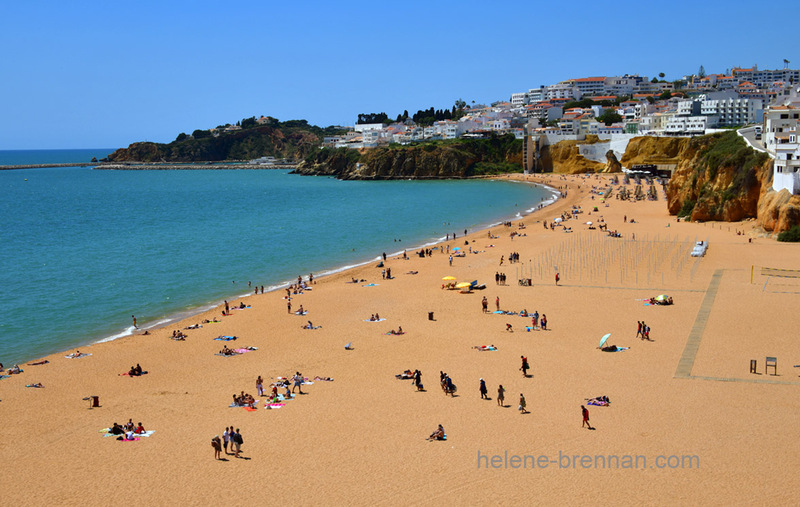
left=101, top=429, right=154, bottom=438
left=215, top=352, right=240, bottom=357
left=233, top=347, right=257, bottom=354
left=266, top=403, right=285, bottom=409
left=214, top=336, right=238, bottom=341
left=119, top=371, right=149, bottom=377
left=119, top=437, right=141, bottom=442
left=362, top=283, right=379, bottom=287
left=603, top=347, right=630, bottom=352
left=65, top=353, right=91, bottom=359
left=475, top=346, right=497, bottom=351
left=384, top=332, right=405, bottom=335
left=587, top=400, right=609, bottom=406
left=295, top=311, right=308, bottom=315
left=0, top=375, right=10, bottom=380
left=245, top=406, right=258, bottom=412
left=364, top=318, right=386, bottom=322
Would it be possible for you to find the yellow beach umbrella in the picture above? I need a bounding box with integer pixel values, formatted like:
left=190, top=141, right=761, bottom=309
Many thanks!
left=442, top=276, right=456, bottom=281
left=455, top=282, right=472, bottom=289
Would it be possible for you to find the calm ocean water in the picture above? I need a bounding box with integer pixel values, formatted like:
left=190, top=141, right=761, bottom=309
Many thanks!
left=0, top=153, right=554, bottom=364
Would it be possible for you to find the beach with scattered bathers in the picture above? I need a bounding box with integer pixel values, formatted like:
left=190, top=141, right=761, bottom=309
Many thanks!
left=1, top=172, right=798, bottom=504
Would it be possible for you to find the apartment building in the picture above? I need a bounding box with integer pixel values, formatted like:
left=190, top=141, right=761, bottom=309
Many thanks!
left=700, top=98, right=763, bottom=126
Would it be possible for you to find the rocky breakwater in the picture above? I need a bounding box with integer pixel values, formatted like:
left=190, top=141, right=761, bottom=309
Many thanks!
left=664, top=131, right=800, bottom=233
left=293, top=135, right=522, bottom=180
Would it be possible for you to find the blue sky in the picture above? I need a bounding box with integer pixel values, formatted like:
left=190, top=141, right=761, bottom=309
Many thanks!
left=0, top=0, right=795, bottom=149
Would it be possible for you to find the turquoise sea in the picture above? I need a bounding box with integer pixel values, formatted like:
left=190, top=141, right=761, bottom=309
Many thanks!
left=0, top=150, right=555, bottom=364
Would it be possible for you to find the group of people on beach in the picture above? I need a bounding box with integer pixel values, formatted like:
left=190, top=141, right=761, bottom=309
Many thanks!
left=109, top=419, right=147, bottom=440
left=212, top=427, right=244, bottom=459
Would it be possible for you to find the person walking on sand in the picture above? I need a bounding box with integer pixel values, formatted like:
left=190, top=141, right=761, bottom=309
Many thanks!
left=482, top=296, right=488, bottom=313
left=449, top=255, right=453, bottom=267
left=479, top=378, right=488, bottom=399
left=541, top=314, right=547, bottom=331
left=223, top=427, right=230, bottom=455
left=555, top=273, right=560, bottom=285
left=496, top=296, right=500, bottom=311
left=497, top=385, right=505, bottom=406
left=582, top=405, right=593, bottom=429
left=212, top=434, right=222, bottom=460
left=224, top=300, right=229, bottom=315
left=636, top=320, right=643, bottom=339
left=520, top=356, right=530, bottom=377
left=499, top=255, right=504, bottom=266
left=132, top=315, right=137, bottom=329
left=287, top=300, right=292, bottom=314
left=256, top=376, right=264, bottom=397
left=519, top=394, right=528, bottom=414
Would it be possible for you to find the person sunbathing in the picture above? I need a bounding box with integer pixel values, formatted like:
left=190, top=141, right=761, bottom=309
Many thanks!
left=599, top=345, right=620, bottom=352
left=8, top=364, right=22, bottom=374
left=110, top=422, right=124, bottom=435
left=185, top=323, right=202, bottom=329
left=396, top=370, right=414, bottom=380
left=314, top=376, right=334, bottom=381
left=26, top=383, right=44, bottom=388
left=427, top=425, right=445, bottom=441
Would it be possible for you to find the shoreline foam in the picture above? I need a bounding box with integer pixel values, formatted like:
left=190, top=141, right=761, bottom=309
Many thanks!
left=41, top=178, right=559, bottom=364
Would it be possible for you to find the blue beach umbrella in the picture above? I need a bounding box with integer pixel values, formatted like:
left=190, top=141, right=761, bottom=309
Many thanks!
left=599, top=333, right=611, bottom=348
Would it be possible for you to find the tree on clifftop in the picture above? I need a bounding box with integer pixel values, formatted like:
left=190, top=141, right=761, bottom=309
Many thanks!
left=192, top=129, right=211, bottom=139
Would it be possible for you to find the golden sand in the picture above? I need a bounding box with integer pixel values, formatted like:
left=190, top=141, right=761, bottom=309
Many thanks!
left=1, top=173, right=799, bottom=505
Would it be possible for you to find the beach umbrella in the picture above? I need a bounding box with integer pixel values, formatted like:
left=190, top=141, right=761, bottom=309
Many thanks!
left=455, top=282, right=472, bottom=289
left=599, top=333, right=611, bottom=348
left=442, top=276, right=456, bottom=281
left=452, top=247, right=461, bottom=251
left=553, top=217, right=563, bottom=223
left=656, top=294, right=669, bottom=302
left=586, top=221, right=593, bottom=226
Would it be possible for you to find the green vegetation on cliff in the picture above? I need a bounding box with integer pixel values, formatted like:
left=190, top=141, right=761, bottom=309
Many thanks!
left=296, top=134, right=522, bottom=179
left=666, top=130, right=771, bottom=222
left=108, top=119, right=345, bottom=163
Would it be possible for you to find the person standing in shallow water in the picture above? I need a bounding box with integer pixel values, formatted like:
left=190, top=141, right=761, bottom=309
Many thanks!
left=132, top=315, right=137, bottom=329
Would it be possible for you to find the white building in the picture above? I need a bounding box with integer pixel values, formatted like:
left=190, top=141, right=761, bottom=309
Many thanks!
left=773, top=127, right=800, bottom=194
left=664, top=116, right=714, bottom=135
left=545, top=82, right=580, bottom=100
left=700, top=98, right=763, bottom=126
left=510, top=92, right=529, bottom=106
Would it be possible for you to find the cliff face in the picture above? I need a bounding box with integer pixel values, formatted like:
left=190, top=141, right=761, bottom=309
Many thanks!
left=620, top=136, right=687, bottom=167
left=294, top=135, right=522, bottom=179
left=540, top=135, right=606, bottom=174
left=108, top=125, right=324, bottom=162
left=661, top=131, right=800, bottom=231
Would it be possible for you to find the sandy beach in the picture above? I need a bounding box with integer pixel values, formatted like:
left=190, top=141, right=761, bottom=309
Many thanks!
left=2, top=172, right=799, bottom=506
